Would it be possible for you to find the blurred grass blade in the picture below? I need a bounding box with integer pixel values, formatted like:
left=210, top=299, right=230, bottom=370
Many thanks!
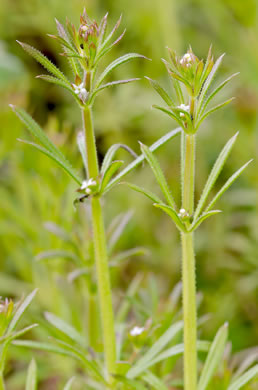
left=7, top=289, right=37, bottom=335
left=124, top=182, right=163, bottom=204
left=0, top=324, right=38, bottom=344
left=35, top=249, right=79, bottom=263
left=100, top=161, right=124, bottom=193
left=90, top=78, right=140, bottom=104
left=104, top=127, right=181, bottom=192
left=101, top=144, right=137, bottom=175
left=18, top=139, right=81, bottom=184
left=17, top=41, right=69, bottom=83
left=140, top=143, right=176, bottom=209
left=196, top=98, right=235, bottom=130
left=194, top=132, right=239, bottom=221
left=95, top=53, right=147, bottom=90
left=198, top=323, right=228, bottom=390
left=63, top=377, right=76, bottom=390
left=228, top=365, right=258, bottom=390
left=205, top=160, right=252, bottom=212
left=145, top=77, right=174, bottom=106
left=110, top=247, right=148, bottom=267
left=127, top=321, right=183, bottom=379
left=200, top=73, right=239, bottom=116
left=141, top=371, right=169, bottom=390
left=154, top=203, right=186, bottom=232
left=189, top=210, right=222, bottom=232
left=26, top=359, right=37, bottom=390
left=108, top=211, right=133, bottom=253
left=45, top=312, right=85, bottom=346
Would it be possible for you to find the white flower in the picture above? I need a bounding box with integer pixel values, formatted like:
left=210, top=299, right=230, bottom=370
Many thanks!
left=80, top=178, right=97, bottom=194
left=180, top=53, right=193, bottom=65
left=72, top=82, right=88, bottom=102
left=130, top=326, right=145, bottom=337
left=177, top=104, right=190, bottom=118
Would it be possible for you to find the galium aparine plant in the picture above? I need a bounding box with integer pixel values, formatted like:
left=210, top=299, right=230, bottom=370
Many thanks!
left=8, top=9, right=258, bottom=390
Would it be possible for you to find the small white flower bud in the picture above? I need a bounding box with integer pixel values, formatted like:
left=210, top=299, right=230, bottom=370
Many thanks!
left=130, top=326, right=145, bottom=337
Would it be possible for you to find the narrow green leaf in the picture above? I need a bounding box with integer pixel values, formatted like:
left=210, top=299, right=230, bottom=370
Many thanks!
left=95, top=29, right=126, bottom=66
left=205, top=160, right=253, bottom=212
left=99, top=14, right=122, bottom=52
left=89, top=78, right=140, bottom=104
left=127, top=321, right=183, bottom=379
left=95, top=53, right=147, bottom=90
left=35, top=250, right=79, bottom=263
left=227, top=365, right=258, bottom=390
left=17, top=41, right=69, bottom=83
left=196, top=98, right=235, bottom=130
left=110, top=247, right=148, bottom=267
left=100, top=160, right=124, bottom=193
left=198, top=323, right=228, bottom=390
left=108, top=211, right=133, bottom=253
left=45, top=312, right=85, bottom=346
left=101, top=143, right=137, bottom=176
left=115, top=376, right=147, bottom=390
left=197, top=53, right=225, bottom=117
left=7, top=289, right=37, bottom=335
left=200, top=73, right=239, bottom=117
left=0, top=324, right=38, bottom=344
left=153, top=105, right=183, bottom=128
left=189, top=210, right=222, bottom=232
left=18, top=139, right=82, bottom=185
left=154, top=203, right=186, bottom=232
left=194, top=132, right=239, bottom=221
left=123, top=182, right=162, bottom=204
left=26, top=359, right=37, bottom=390
left=140, top=143, right=176, bottom=209
left=76, top=131, right=87, bottom=176
left=63, top=377, right=76, bottom=390
left=141, top=371, right=169, bottom=390
left=145, top=77, right=174, bottom=107
left=104, top=128, right=181, bottom=193
left=36, top=75, right=79, bottom=100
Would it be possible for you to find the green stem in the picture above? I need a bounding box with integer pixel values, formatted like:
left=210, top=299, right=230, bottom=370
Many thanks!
left=0, top=375, right=5, bottom=390
left=181, top=131, right=197, bottom=390
left=82, top=105, right=116, bottom=383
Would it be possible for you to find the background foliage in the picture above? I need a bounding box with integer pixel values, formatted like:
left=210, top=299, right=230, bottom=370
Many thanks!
left=0, top=0, right=257, bottom=388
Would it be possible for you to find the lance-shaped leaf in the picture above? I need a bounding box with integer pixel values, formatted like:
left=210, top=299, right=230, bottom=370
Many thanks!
left=145, top=77, right=174, bottom=107
left=100, top=160, right=124, bottom=193
left=101, top=143, right=137, bottom=176
left=153, top=105, right=184, bottom=128
left=95, top=53, right=148, bottom=90
left=95, top=29, right=126, bottom=66
left=227, top=365, right=258, bottom=390
left=17, top=41, right=69, bottom=83
left=98, top=12, right=109, bottom=46
left=140, top=142, right=176, bottom=209
left=104, top=127, right=181, bottom=193
left=123, top=182, right=162, bottom=204
left=26, top=359, right=37, bottom=390
left=18, top=139, right=82, bottom=185
left=154, top=203, right=187, bottom=233
left=198, top=323, right=228, bottom=390
left=194, top=132, right=239, bottom=222
left=63, top=377, right=76, bottom=390
left=205, top=160, right=253, bottom=213
left=126, top=321, right=183, bottom=379
left=189, top=210, right=222, bottom=232
left=196, top=97, right=235, bottom=130
left=7, top=289, right=38, bottom=336
left=0, top=324, right=38, bottom=345
left=77, top=131, right=87, bottom=176
left=45, top=312, right=85, bottom=347
left=110, top=247, right=148, bottom=267
left=36, top=75, right=79, bottom=101
left=197, top=53, right=225, bottom=118
left=199, top=73, right=239, bottom=117
left=89, top=78, right=140, bottom=104
left=99, top=14, right=122, bottom=52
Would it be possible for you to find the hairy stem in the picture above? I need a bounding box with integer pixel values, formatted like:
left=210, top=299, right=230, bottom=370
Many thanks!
left=82, top=105, right=116, bottom=383
left=181, top=130, right=197, bottom=390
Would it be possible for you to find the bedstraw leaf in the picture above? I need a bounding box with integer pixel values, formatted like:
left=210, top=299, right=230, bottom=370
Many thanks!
left=89, top=78, right=140, bottom=104
left=7, top=289, right=37, bottom=335
left=63, top=377, right=76, bottom=390
left=196, top=98, right=235, bottom=130
left=194, top=132, right=239, bottom=222
left=26, top=359, right=37, bottom=390
left=17, top=41, right=69, bottom=83
left=189, top=210, right=222, bottom=232
left=154, top=203, right=187, bottom=232
left=100, top=160, right=124, bottom=193
left=123, top=182, right=163, bottom=204
left=140, top=143, right=176, bottom=209
left=145, top=77, right=175, bottom=106
left=198, top=323, right=228, bottom=390
left=101, top=143, right=137, bottom=176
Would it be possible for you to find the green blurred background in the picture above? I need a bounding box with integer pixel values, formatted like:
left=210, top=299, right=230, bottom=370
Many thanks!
left=0, top=0, right=257, bottom=388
